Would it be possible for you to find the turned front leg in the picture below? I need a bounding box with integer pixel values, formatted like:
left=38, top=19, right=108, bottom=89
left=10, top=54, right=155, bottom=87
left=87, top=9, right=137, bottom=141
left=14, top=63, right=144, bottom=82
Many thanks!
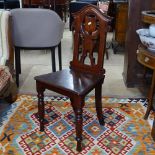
left=73, top=97, right=83, bottom=152
left=36, top=83, right=45, bottom=131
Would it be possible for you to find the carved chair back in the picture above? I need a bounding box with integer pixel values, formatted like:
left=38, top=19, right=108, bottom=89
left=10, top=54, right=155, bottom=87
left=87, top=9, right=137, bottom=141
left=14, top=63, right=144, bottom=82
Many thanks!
left=70, top=5, right=111, bottom=75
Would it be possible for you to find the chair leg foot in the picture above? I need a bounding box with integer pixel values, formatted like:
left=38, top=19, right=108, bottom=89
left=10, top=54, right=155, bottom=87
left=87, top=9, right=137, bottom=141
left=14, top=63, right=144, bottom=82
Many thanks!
left=144, top=72, right=155, bottom=120
left=4, top=93, right=17, bottom=103
left=40, top=128, right=44, bottom=132
left=99, top=118, right=105, bottom=126
left=76, top=138, right=82, bottom=152
left=144, top=111, right=150, bottom=120
left=16, top=73, right=19, bottom=87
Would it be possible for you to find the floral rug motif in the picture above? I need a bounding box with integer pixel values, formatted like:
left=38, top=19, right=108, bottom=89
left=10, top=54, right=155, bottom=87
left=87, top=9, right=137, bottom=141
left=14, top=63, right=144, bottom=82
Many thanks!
left=0, top=95, right=155, bottom=155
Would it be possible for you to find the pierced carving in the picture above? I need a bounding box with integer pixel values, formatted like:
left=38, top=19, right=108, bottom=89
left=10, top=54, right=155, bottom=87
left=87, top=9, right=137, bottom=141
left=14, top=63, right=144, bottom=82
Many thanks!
left=79, top=15, right=99, bottom=66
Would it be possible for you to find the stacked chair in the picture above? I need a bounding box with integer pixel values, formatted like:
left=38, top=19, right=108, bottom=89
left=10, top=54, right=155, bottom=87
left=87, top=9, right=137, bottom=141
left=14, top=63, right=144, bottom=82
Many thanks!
left=0, top=10, right=17, bottom=103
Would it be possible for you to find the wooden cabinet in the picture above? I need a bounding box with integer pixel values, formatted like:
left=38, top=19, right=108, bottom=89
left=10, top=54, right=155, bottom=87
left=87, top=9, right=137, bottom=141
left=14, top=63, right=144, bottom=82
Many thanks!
left=114, top=3, right=128, bottom=44
left=137, top=10, right=155, bottom=141
left=137, top=47, right=155, bottom=70
left=123, top=0, right=155, bottom=87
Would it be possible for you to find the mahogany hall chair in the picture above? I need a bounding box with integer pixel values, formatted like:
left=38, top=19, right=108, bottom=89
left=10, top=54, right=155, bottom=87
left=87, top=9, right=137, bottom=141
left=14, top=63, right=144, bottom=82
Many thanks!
left=35, top=5, right=111, bottom=152
left=10, top=8, right=64, bottom=87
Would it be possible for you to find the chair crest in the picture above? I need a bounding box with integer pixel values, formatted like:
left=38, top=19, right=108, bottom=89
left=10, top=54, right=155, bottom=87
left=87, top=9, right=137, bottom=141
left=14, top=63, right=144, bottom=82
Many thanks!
left=70, top=5, right=111, bottom=75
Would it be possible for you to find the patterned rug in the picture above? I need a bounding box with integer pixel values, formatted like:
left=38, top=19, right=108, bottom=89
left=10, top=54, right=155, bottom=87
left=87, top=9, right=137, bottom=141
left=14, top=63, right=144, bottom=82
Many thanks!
left=0, top=95, right=155, bottom=155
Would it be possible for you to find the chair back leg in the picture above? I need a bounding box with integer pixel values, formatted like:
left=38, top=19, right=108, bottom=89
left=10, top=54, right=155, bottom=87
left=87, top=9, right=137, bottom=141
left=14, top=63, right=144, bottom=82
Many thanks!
left=51, top=47, right=56, bottom=72
left=95, top=81, right=105, bottom=125
left=15, top=47, right=21, bottom=87
left=58, top=42, right=62, bottom=70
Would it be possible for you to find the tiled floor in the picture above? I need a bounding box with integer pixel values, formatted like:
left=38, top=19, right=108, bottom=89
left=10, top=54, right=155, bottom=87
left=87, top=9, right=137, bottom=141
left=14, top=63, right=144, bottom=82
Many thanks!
left=18, top=28, right=143, bottom=97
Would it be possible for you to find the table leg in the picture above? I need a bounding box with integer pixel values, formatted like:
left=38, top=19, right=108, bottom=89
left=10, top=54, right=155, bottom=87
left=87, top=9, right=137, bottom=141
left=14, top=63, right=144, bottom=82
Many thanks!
left=151, top=116, right=155, bottom=141
left=144, top=70, right=155, bottom=120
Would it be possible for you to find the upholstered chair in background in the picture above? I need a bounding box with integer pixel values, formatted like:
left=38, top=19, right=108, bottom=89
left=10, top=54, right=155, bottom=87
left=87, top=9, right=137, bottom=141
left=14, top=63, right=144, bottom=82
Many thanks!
left=10, top=8, right=64, bottom=87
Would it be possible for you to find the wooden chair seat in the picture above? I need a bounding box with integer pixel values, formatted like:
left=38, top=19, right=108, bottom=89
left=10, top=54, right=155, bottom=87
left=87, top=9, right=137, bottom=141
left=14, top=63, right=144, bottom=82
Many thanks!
left=35, top=69, right=104, bottom=95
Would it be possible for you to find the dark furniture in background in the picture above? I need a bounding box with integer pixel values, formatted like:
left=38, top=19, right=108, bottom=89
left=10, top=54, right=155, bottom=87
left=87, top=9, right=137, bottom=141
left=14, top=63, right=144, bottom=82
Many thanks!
left=0, top=0, right=6, bottom=8
left=22, top=0, right=70, bottom=21
left=136, top=12, right=155, bottom=142
left=137, top=46, right=155, bottom=120
left=113, top=1, right=128, bottom=53
left=35, top=5, right=111, bottom=152
left=123, top=0, right=155, bottom=87
left=0, top=0, right=20, bottom=9
left=137, top=45, right=155, bottom=143
left=113, top=0, right=127, bottom=2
